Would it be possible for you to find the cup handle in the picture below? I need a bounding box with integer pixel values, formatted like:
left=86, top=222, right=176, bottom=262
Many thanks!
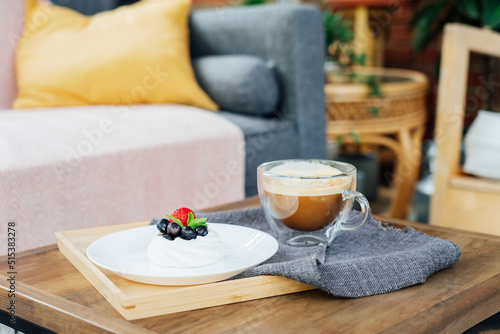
left=326, top=190, right=371, bottom=243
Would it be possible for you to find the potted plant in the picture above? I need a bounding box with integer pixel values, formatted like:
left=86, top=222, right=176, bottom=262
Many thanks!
left=410, top=0, right=500, bottom=112
left=323, top=8, right=431, bottom=207
left=322, top=9, right=383, bottom=114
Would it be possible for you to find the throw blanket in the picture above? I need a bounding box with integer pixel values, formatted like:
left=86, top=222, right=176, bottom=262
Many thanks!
left=0, top=105, right=245, bottom=254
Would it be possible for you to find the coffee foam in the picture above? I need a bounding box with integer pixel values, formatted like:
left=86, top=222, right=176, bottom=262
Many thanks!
left=262, top=162, right=353, bottom=196
left=267, top=161, right=344, bottom=177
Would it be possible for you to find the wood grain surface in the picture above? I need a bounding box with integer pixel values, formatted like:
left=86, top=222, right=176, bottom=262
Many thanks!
left=1, top=197, right=500, bottom=333
left=55, top=221, right=313, bottom=320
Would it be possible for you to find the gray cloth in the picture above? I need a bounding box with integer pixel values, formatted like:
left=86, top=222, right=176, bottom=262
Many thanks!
left=152, top=208, right=462, bottom=298
left=193, top=55, right=280, bottom=116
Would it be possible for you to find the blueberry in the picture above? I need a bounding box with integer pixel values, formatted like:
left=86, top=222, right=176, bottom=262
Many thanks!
left=162, top=233, right=175, bottom=241
left=195, top=226, right=208, bottom=237
left=157, top=219, right=169, bottom=233
left=181, top=226, right=197, bottom=240
left=167, top=222, right=182, bottom=237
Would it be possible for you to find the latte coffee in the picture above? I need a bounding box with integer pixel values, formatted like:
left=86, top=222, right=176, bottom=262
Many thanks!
left=261, top=161, right=353, bottom=231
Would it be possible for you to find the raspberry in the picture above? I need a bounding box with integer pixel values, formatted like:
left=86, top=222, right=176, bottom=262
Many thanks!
left=170, top=207, right=195, bottom=226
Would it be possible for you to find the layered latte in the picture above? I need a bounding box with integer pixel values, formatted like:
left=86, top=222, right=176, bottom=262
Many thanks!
left=261, top=161, right=353, bottom=231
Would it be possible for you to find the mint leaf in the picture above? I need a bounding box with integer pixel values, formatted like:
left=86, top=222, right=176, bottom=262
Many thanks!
left=187, top=212, right=195, bottom=224
left=189, top=222, right=208, bottom=229
left=187, top=218, right=207, bottom=229
left=165, top=215, right=183, bottom=227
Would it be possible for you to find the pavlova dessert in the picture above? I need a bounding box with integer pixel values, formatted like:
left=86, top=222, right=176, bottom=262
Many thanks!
left=147, top=207, right=224, bottom=268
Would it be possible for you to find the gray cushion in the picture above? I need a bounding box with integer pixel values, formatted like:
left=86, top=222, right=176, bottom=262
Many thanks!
left=190, top=5, right=326, bottom=159
left=192, top=55, right=280, bottom=116
left=51, top=0, right=117, bottom=15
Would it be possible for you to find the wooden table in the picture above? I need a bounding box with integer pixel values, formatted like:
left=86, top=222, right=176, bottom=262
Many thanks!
left=1, top=197, right=500, bottom=333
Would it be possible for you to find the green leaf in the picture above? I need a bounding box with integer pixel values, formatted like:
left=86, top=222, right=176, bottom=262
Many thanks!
left=365, top=75, right=382, bottom=98
left=322, top=10, right=354, bottom=47
left=457, top=0, right=479, bottom=20
left=412, top=24, right=433, bottom=52
left=185, top=211, right=208, bottom=229
left=409, top=3, right=434, bottom=27
left=336, top=135, right=344, bottom=147
left=165, top=215, right=183, bottom=227
left=410, top=1, right=448, bottom=28
left=189, top=222, right=208, bottom=229
left=368, top=106, right=380, bottom=117
left=349, top=132, right=361, bottom=146
left=410, top=0, right=451, bottom=51
left=188, top=218, right=208, bottom=229
left=482, top=0, right=500, bottom=28
left=240, top=0, right=267, bottom=6
left=190, top=217, right=207, bottom=223
left=352, top=53, right=367, bottom=66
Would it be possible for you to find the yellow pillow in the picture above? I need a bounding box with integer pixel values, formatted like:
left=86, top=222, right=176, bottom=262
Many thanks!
left=13, top=0, right=218, bottom=111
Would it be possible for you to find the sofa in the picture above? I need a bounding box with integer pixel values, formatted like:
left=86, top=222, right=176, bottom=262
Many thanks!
left=0, top=0, right=326, bottom=254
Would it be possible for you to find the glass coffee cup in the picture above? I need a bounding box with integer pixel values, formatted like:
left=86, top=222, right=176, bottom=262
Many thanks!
left=257, top=159, right=371, bottom=246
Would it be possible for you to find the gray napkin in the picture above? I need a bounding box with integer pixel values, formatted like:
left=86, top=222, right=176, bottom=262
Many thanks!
left=152, top=208, right=461, bottom=298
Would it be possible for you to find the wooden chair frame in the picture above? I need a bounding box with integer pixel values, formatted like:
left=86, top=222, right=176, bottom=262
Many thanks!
left=430, top=23, right=500, bottom=235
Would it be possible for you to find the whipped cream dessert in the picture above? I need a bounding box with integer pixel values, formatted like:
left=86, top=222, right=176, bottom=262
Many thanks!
left=147, top=227, right=224, bottom=268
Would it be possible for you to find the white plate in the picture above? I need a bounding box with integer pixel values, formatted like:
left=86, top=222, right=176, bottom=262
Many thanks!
left=86, top=223, right=278, bottom=285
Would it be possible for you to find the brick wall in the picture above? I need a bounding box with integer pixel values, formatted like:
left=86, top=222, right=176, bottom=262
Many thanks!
left=379, top=0, right=437, bottom=138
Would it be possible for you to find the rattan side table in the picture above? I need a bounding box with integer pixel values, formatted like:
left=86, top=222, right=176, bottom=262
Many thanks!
left=326, top=67, right=428, bottom=218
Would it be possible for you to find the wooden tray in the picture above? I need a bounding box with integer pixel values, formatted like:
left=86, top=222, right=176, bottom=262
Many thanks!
left=55, top=221, right=314, bottom=320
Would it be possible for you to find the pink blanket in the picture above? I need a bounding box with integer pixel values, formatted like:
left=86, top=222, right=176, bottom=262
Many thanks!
left=0, top=105, right=245, bottom=254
